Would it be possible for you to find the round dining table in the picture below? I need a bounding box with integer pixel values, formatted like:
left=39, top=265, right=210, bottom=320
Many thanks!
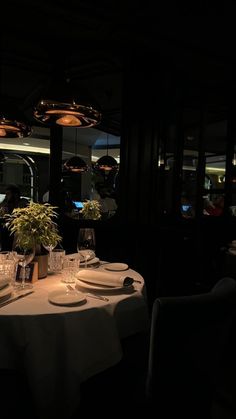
left=0, top=264, right=149, bottom=419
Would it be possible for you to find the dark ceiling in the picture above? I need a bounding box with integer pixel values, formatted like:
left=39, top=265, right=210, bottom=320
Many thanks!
left=2, top=3, right=236, bottom=137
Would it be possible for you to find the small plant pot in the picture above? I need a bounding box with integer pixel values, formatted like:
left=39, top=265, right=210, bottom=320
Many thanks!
left=34, top=254, right=48, bottom=279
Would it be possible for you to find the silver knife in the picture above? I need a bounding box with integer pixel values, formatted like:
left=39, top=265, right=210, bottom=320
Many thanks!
left=66, top=285, right=109, bottom=302
left=0, top=290, right=34, bottom=308
left=85, top=292, right=109, bottom=302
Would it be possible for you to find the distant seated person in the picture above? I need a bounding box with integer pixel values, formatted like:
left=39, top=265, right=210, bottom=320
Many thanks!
left=180, top=196, right=195, bottom=219
left=101, top=195, right=117, bottom=218
left=204, top=195, right=224, bottom=216
left=95, top=183, right=118, bottom=219
left=0, top=184, right=29, bottom=216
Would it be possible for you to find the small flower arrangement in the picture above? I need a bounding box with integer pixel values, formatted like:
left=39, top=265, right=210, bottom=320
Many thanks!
left=80, top=200, right=101, bottom=220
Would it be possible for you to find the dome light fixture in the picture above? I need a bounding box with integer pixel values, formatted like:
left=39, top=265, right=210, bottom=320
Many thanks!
left=33, top=76, right=101, bottom=128
left=94, top=133, right=118, bottom=172
left=34, top=100, right=101, bottom=128
left=0, top=113, right=31, bottom=138
left=95, top=155, right=118, bottom=172
left=64, top=128, right=88, bottom=173
left=63, top=155, right=88, bottom=173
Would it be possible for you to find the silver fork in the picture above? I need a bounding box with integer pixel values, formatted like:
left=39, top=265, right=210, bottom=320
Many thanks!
left=66, top=284, right=109, bottom=302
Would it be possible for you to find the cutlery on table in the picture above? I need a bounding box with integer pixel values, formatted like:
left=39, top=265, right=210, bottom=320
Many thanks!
left=66, top=285, right=109, bottom=302
left=0, top=290, right=34, bottom=308
left=126, top=277, right=142, bottom=284
left=99, top=264, right=142, bottom=284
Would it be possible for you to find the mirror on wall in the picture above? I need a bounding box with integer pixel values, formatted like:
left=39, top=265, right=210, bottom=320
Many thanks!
left=0, top=126, right=120, bottom=220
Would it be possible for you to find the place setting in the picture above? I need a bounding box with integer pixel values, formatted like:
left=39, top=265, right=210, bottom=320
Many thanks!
left=48, top=287, right=87, bottom=307
left=75, top=269, right=138, bottom=294
left=101, top=262, right=129, bottom=272
left=68, top=250, right=100, bottom=269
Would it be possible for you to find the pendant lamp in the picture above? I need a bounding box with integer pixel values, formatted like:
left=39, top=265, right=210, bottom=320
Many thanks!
left=63, top=128, right=88, bottom=173
left=0, top=104, right=32, bottom=138
left=95, top=133, right=118, bottom=172
left=64, top=155, right=88, bottom=173
left=34, top=76, right=101, bottom=128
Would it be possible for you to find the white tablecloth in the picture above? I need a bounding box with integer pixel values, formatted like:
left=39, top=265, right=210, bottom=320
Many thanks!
left=0, top=266, right=149, bottom=419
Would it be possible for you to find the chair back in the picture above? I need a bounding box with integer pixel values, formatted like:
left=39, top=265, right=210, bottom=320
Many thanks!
left=146, top=277, right=236, bottom=418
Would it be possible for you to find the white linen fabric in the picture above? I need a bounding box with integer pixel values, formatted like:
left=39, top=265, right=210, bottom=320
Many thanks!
left=76, top=269, right=134, bottom=287
left=0, top=268, right=149, bottom=419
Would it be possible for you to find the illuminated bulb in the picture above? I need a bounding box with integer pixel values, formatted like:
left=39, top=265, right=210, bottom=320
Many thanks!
left=45, top=109, right=83, bottom=126
left=56, top=115, right=82, bottom=126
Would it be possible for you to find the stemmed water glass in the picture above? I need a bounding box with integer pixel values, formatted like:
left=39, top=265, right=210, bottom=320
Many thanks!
left=42, top=242, right=56, bottom=272
left=12, top=245, right=35, bottom=290
left=77, top=228, right=96, bottom=269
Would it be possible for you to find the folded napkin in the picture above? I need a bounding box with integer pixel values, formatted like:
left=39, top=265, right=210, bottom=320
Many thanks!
left=76, top=269, right=134, bottom=287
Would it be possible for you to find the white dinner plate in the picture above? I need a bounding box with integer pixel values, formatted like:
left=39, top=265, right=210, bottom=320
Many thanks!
left=103, top=263, right=129, bottom=272
left=0, top=284, right=13, bottom=301
left=76, top=278, right=133, bottom=293
left=48, top=289, right=87, bottom=306
left=80, top=257, right=100, bottom=267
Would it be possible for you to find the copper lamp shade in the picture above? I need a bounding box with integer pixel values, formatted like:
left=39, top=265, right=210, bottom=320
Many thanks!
left=0, top=113, right=31, bottom=139
left=95, top=155, right=118, bottom=172
left=33, top=76, right=101, bottom=128
left=34, top=100, right=101, bottom=128
left=63, top=156, right=88, bottom=173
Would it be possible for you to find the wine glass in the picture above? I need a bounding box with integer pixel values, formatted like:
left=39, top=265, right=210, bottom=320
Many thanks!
left=77, top=228, right=96, bottom=269
left=42, top=242, right=56, bottom=273
left=12, top=245, right=35, bottom=290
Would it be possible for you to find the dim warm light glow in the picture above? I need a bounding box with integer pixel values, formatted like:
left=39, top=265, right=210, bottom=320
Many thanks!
left=0, top=128, right=6, bottom=137
left=97, top=165, right=113, bottom=171
left=34, top=100, right=101, bottom=128
left=56, top=115, right=82, bottom=126
left=206, top=167, right=225, bottom=173
left=0, top=124, right=20, bottom=137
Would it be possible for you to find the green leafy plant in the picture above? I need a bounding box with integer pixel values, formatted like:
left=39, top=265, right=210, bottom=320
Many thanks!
left=80, top=199, right=101, bottom=220
left=4, top=202, right=62, bottom=252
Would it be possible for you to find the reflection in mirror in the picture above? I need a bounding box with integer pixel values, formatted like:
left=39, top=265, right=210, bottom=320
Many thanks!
left=0, top=153, right=34, bottom=202
left=91, top=132, right=120, bottom=220
left=61, top=129, right=120, bottom=220
left=0, top=127, right=120, bottom=221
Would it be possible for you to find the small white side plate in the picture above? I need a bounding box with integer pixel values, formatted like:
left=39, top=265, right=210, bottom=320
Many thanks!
left=48, top=289, right=87, bottom=306
left=103, top=263, right=129, bottom=272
